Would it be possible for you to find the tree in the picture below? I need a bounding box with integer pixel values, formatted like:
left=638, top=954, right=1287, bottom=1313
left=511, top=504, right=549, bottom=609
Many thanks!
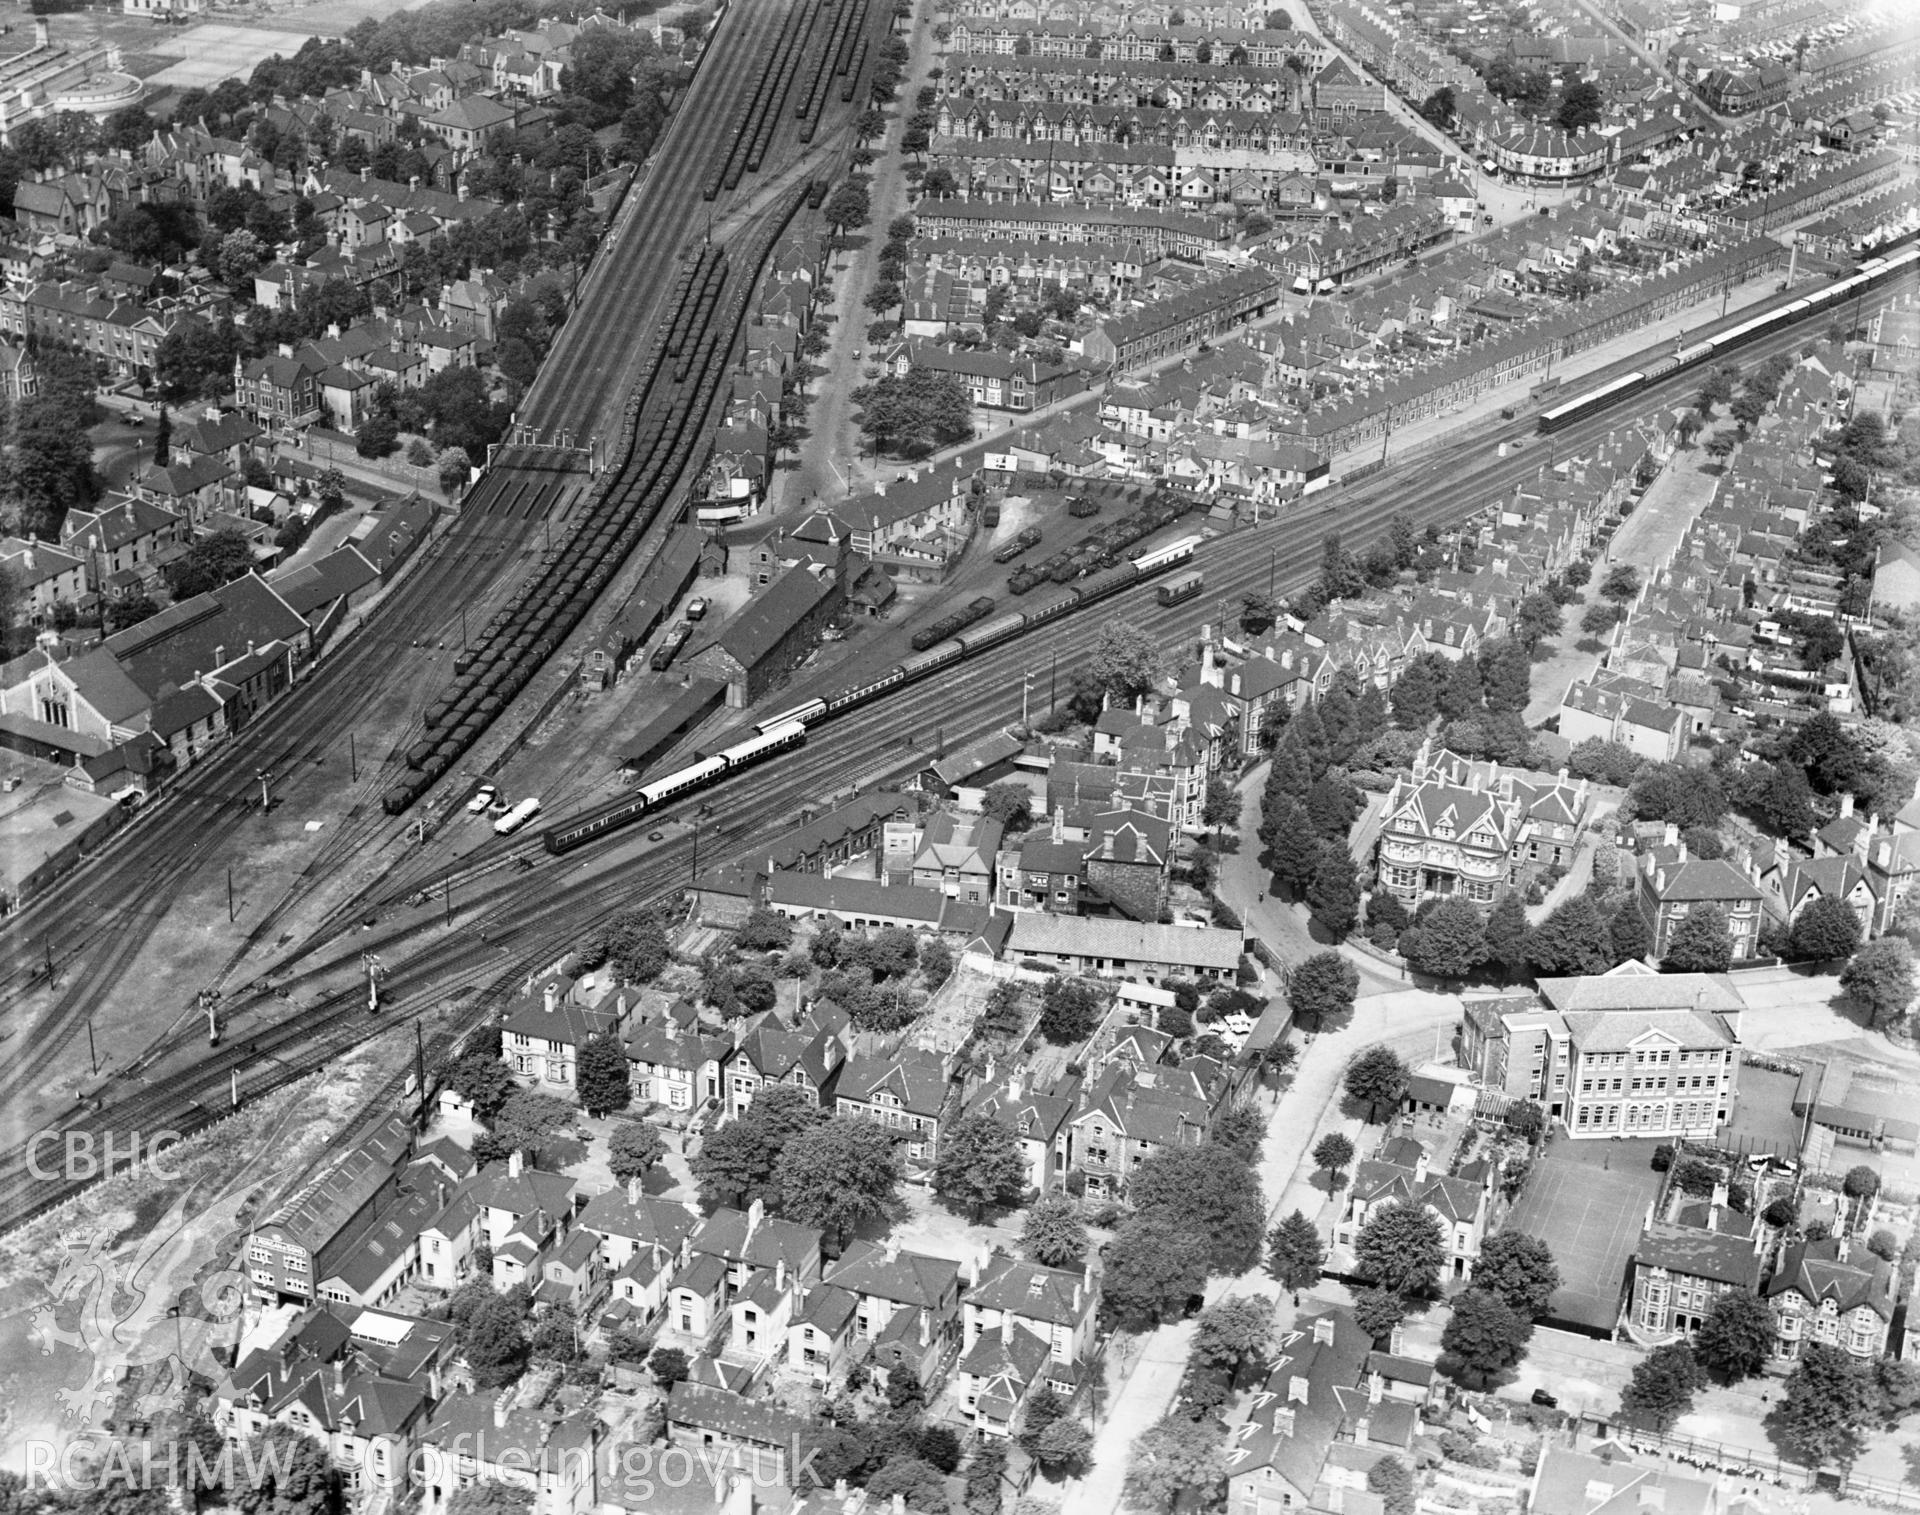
left=232, top=1425, right=338, bottom=1515
left=690, top=1083, right=820, bottom=1207
left=463, top=1292, right=531, bottom=1387
left=1507, top=1101, right=1546, bottom=1141
left=1392, top=658, right=1438, bottom=728
left=152, top=404, right=173, bottom=470
left=1480, top=638, right=1534, bottom=714
left=479, top=1090, right=576, bottom=1163
left=1306, top=773, right=1360, bottom=839
left=1400, top=897, right=1488, bottom=979
left=1441, top=1288, right=1531, bottom=1386
left=1103, top=1214, right=1211, bottom=1323
left=980, top=780, right=1033, bottom=830
left=608, top=1121, right=667, bottom=1182
left=1267, top=794, right=1323, bottom=895
left=1663, top=902, right=1732, bottom=973
left=604, top=907, right=671, bottom=982
left=823, top=178, right=872, bottom=232
left=1345, top=1046, right=1410, bottom=1123
left=1620, top=1342, right=1703, bottom=1430
left=1353, top=1288, right=1407, bottom=1343
left=1581, top=602, right=1625, bottom=637
left=1789, top=896, right=1863, bottom=962
left=1312, top=1132, right=1356, bottom=1183
left=1022, top=1190, right=1088, bottom=1267
left=1128, top=1415, right=1228, bottom=1511
left=1355, top=1199, right=1446, bottom=1296
left=1368, top=1458, right=1415, bottom=1515
left=1628, top=763, right=1727, bottom=828
left=166, top=528, right=257, bottom=599
left=1514, top=590, right=1564, bottom=649
left=1843, top=1165, right=1881, bottom=1202
left=649, top=1344, right=691, bottom=1388
left=1485, top=892, right=1531, bottom=979
left=919, top=936, right=953, bottom=987
left=1131, top=1143, right=1267, bottom=1274
left=1089, top=619, right=1167, bottom=703
left=1525, top=894, right=1616, bottom=976
left=446, top=1045, right=516, bottom=1122
left=1307, top=842, right=1361, bottom=939
left=1203, top=771, right=1241, bottom=829
left=933, top=1113, right=1028, bottom=1220
left=446, top=1484, right=532, bottom=1515
left=1739, top=761, right=1817, bottom=840
left=575, top=1032, right=632, bottom=1116
left=1438, top=653, right=1486, bottom=721
left=1419, top=85, right=1458, bottom=126
left=774, top=1116, right=899, bottom=1244
left=1282, top=952, right=1359, bottom=1036
left=1267, top=1210, right=1325, bottom=1300
left=852, top=367, right=972, bottom=453
left=1320, top=531, right=1366, bottom=602
left=1777, top=1344, right=1880, bottom=1468
left=1841, top=938, right=1915, bottom=1028
left=1599, top=564, right=1642, bottom=603
left=1555, top=80, right=1604, bottom=131
left=437, top=446, right=473, bottom=494
left=1596, top=904, right=1647, bottom=972
left=1210, top=1097, right=1268, bottom=1164
left=1469, top=1233, right=1561, bottom=1317
left=218, top=227, right=266, bottom=287
left=1038, top=976, right=1103, bottom=1044
left=1191, top=1294, right=1278, bottom=1381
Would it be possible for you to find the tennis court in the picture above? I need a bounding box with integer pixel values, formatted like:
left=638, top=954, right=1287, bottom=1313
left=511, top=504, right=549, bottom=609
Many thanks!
left=1504, top=1137, right=1664, bottom=1333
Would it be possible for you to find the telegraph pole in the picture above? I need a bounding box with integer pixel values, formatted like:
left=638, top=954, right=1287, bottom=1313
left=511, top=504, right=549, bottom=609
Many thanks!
left=227, top=867, right=235, bottom=924
left=256, top=770, right=272, bottom=810
left=349, top=733, right=357, bottom=782
left=87, top=1016, right=98, bottom=1076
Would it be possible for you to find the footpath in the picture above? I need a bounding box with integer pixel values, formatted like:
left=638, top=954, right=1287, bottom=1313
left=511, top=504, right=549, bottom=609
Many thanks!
left=1063, top=770, right=1461, bottom=1514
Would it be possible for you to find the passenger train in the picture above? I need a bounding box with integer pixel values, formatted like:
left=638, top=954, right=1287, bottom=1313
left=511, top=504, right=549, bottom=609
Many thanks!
left=539, top=534, right=1204, bottom=854
left=1539, top=243, right=1920, bottom=433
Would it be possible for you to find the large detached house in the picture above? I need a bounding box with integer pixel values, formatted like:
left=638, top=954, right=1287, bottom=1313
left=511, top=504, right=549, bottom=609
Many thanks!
left=1766, top=1237, right=1895, bottom=1361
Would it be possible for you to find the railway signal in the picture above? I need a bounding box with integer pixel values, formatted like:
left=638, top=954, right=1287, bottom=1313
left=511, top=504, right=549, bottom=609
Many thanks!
left=363, top=953, right=386, bottom=1014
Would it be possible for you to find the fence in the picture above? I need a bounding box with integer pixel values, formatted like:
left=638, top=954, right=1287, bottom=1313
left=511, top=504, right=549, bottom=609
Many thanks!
left=1583, top=1421, right=1811, bottom=1488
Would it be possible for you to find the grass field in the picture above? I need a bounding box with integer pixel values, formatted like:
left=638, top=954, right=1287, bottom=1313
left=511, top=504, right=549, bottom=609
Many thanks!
left=1506, top=1136, right=1665, bottom=1332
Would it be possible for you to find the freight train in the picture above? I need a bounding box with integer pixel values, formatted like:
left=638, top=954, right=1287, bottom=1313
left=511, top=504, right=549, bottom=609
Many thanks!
left=539, top=533, right=1203, bottom=854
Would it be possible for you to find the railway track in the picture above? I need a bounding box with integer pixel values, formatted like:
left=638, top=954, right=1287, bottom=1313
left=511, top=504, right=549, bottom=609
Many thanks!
left=0, top=0, right=883, bottom=1147
left=5, top=284, right=1900, bottom=1235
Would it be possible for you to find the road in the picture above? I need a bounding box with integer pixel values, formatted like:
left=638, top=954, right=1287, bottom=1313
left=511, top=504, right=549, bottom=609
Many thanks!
left=0, top=0, right=891, bottom=1184
left=0, top=236, right=1907, bottom=1232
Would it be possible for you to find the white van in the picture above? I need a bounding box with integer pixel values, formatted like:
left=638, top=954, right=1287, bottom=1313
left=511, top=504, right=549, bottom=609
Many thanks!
left=494, top=797, right=542, bottom=835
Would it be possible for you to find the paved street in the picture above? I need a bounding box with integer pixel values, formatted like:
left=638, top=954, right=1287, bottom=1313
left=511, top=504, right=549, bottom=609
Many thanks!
left=1063, top=781, right=1460, bottom=1513
left=1522, top=426, right=1736, bottom=725
left=782, top=12, right=943, bottom=512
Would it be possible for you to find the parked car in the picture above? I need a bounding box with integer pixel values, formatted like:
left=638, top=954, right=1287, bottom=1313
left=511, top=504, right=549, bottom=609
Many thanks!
left=1530, top=1389, right=1558, bottom=1409
left=467, top=783, right=497, bottom=815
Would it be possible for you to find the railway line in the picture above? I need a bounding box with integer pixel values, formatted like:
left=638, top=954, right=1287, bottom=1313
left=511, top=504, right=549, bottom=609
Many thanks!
left=6, top=276, right=1905, bottom=1236
left=0, top=0, right=895, bottom=1147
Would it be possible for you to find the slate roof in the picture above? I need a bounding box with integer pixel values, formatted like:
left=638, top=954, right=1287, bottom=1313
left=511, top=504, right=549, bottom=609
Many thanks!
left=1766, top=1238, right=1894, bottom=1319
left=1633, top=1219, right=1760, bottom=1288
left=826, top=1240, right=959, bottom=1309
